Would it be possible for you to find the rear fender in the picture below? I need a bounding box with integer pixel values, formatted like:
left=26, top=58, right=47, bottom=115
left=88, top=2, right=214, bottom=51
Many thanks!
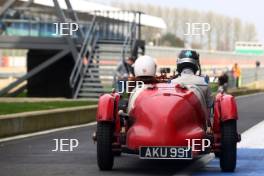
left=213, top=93, right=238, bottom=132
left=96, top=94, right=115, bottom=122
left=213, top=93, right=239, bottom=150
left=219, top=94, right=238, bottom=121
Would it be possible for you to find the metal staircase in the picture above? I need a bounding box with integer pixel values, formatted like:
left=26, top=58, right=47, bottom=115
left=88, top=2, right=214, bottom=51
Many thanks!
left=0, top=0, right=143, bottom=99
left=70, top=11, right=140, bottom=99
left=0, top=0, right=88, bottom=96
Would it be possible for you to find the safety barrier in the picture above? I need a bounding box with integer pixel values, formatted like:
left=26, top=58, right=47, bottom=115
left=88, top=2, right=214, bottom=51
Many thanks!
left=0, top=105, right=97, bottom=138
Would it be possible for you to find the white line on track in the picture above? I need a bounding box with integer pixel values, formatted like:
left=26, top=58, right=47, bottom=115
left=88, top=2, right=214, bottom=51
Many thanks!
left=0, top=121, right=97, bottom=143
left=175, top=92, right=264, bottom=175
left=232, top=92, right=264, bottom=148
left=238, top=120, right=264, bottom=149
left=181, top=110, right=264, bottom=174
left=176, top=119, right=264, bottom=175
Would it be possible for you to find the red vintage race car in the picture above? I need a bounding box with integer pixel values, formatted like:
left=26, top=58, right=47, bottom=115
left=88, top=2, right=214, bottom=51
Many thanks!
left=93, top=77, right=240, bottom=172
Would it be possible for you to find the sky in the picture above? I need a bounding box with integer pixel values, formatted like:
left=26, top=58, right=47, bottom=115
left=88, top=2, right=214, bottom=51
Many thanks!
left=94, top=0, right=264, bottom=42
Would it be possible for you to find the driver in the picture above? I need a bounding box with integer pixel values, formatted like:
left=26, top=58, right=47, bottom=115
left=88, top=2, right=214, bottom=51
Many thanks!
left=171, top=50, right=213, bottom=108
left=127, top=55, right=157, bottom=113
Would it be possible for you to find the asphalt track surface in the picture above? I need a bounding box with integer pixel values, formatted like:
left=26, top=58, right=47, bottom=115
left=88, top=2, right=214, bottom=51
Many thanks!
left=0, top=93, right=263, bottom=176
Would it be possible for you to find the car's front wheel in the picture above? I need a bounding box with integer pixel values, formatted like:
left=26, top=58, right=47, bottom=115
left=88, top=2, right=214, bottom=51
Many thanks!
left=220, top=120, right=237, bottom=172
left=97, top=122, right=114, bottom=170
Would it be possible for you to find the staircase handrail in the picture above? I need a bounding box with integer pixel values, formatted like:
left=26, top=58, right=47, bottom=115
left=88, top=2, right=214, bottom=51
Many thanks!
left=69, top=14, right=96, bottom=88
left=72, top=25, right=100, bottom=98
left=121, top=12, right=137, bottom=64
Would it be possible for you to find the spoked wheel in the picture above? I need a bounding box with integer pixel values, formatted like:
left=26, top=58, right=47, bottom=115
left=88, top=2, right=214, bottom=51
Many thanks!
left=97, top=122, right=114, bottom=170
left=220, top=120, right=237, bottom=172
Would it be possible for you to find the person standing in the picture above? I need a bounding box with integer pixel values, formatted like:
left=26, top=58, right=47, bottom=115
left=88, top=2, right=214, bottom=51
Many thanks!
left=218, top=71, right=229, bottom=92
left=255, top=60, right=260, bottom=81
left=232, top=63, right=241, bottom=88
left=113, top=57, right=135, bottom=93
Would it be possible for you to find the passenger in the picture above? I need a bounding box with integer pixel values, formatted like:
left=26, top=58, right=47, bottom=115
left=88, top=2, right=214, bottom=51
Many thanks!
left=134, top=55, right=157, bottom=84
left=171, top=50, right=213, bottom=108
left=127, top=55, right=157, bottom=113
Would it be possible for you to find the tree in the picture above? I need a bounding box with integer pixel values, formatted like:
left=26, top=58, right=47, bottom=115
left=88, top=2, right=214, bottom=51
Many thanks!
left=111, top=0, right=259, bottom=51
left=233, top=18, right=242, bottom=42
left=223, top=17, right=232, bottom=50
left=160, top=33, right=185, bottom=47
left=205, top=11, right=214, bottom=50
left=191, top=42, right=202, bottom=49
left=214, top=15, right=225, bottom=50
left=243, top=23, right=257, bottom=41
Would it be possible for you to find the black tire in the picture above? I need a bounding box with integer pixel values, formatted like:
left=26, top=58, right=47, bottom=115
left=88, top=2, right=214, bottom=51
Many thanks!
left=113, top=150, right=122, bottom=156
left=97, top=122, right=114, bottom=170
left=220, top=120, right=237, bottom=172
left=214, top=151, right=220, bottom=158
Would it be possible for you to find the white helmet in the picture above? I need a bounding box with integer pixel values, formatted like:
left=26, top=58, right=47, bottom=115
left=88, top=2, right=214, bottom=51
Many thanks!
left=134, top=55, right=156, bottom=77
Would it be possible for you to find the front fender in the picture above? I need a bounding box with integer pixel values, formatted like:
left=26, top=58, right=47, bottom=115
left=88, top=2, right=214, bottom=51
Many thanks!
left=219, top=94, right=238, bottom=121
left=96, top=94, right=115, bottom=122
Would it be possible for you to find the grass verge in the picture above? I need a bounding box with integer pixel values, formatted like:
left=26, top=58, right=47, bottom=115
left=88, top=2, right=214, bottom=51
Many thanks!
left=1, top=87, right=263, bottom=116
left=0, top=101, right=96, bottom=115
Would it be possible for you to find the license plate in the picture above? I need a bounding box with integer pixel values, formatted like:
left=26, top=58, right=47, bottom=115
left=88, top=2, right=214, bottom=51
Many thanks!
left=139, top=146, right=192, bottom=159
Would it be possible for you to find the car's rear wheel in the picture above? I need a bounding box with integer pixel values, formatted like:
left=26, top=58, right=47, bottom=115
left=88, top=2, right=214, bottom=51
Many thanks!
left=220, top=120, right=237, bottom=172
left=113, top=150, right=122, bottom=156
left=214, top=151, right=220, bottom=158
left=97, top=122, right=114, bottom=170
